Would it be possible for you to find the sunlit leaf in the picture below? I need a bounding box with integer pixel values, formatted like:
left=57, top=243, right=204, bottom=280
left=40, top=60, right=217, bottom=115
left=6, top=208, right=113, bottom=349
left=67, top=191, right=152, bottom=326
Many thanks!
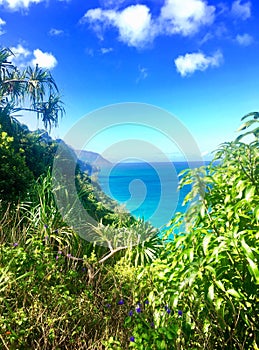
left=247, top=258, right=259, bottom=284
left=208, top=284, right=214, bottom=301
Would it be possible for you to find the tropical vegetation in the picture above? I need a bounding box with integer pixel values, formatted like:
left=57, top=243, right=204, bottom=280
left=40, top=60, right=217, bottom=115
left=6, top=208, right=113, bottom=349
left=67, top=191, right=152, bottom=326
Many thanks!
left=0, top=47, right=258, bottom=349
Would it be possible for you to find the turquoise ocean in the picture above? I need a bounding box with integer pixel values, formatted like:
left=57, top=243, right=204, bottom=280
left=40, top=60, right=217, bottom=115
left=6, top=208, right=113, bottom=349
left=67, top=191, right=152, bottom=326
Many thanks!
left=97, top=161, right=208, bottom=229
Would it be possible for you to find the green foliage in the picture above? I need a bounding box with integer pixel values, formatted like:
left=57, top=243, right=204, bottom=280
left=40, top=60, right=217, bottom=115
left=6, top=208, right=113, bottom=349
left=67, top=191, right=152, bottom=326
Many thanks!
left=236, top=111, right=259, bottom=142
left=0, top=193, right=131, bottom=349
left=130, top=116, right=259, bottom=349
left=0, top=169, right=162, bottom=349
left=0, top=46, right=63, bottom=203
left=0, top=47, right=64, bottom=130
left=0, top=124, right=34, bottom=202
left=1, top=44, right=259, bottom=349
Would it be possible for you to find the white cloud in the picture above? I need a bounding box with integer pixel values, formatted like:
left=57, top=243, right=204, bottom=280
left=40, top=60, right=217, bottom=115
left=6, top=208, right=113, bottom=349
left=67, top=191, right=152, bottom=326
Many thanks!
left=84, top=5, right=154, bottom=48
left=0, top=0, right=43, bottom=10
left=236, top=33, right=253, bottom=46
left=10, top=45, right=57, bottom=70
left=83, top=0, right=215, bottom=48
left=0, top=17, right=6, bottom=35
left=49, top=28, right=64, bottom=36
left=100, top=47, right=113, bottom=54
left=31, top=49, right=57, bottom=69
left=159, top=0, right=215, bottom=36
left=11, top=44, right=31, bottom=67
left=0, top=18, right=5, bottom=24
left=174, top=50, right=223, bottom=77
left=115, top=5, right=153, bottom=47
left=231, top=0, right=251, bottom=20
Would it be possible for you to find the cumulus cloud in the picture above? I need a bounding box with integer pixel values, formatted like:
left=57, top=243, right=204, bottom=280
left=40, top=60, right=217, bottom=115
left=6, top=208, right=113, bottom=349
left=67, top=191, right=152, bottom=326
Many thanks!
left=49, top=28, right=64, bottom=36
left=236, top=33, right=253, bottom=46
left=31, top=49, right=57, bottom=69
left=11, top=44, right=31, bottom=67
left=9, top=45, right=57, bottom=69
left=83, top=0, right=215, bottom=48
left=174, top=50, right=223, bottom=77
left=0, top=0, right=44, bottom=10
left=159, top=0, right=215, bottom=36
left=116, top=5, right=153, bottom=47
left=0, top=17, right=6, bottom=35
left=231, top=0, right=251, bottom=20
left=84, top=5, right=154, bottom=48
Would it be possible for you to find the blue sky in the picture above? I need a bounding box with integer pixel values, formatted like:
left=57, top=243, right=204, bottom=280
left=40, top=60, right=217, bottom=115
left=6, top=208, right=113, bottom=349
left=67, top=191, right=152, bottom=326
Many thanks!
left=0, top=0, right=259, bottom=161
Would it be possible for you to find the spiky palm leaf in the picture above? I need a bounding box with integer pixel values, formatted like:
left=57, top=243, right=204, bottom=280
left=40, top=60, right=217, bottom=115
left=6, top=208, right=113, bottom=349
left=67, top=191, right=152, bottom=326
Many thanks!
left=0, top=47, right=64, bottom=130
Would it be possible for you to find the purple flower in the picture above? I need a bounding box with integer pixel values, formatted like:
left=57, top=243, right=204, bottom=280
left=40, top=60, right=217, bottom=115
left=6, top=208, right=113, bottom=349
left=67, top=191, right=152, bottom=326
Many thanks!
left=106, top=304, right=111, bottom=308
left=150, top=322, right=154, bottom=328
left=129, top=310, right=133, bottom=316
left=58, top=250, right=62, bottom=255
left=144, top=299, right=149, bottom=305
left=82, top=267, right=86, bottom=272
left=164, top=305, right=171, bottom=314
left=44, top=224, right=48, bottom=228
left=129, top=336, right=135, bottom=342
left=54, top=229, right=58, bottom=233
left=13, top=242, right=18, bottom=247
left=67, top=253, right=72, bottom=258
left=56, top=255, right=59, bottom=260
left=118, top=299, right=124, bottom=305
left=136, top=307, right=141, bottom=313
left=178, top=310, right=183, bottom=316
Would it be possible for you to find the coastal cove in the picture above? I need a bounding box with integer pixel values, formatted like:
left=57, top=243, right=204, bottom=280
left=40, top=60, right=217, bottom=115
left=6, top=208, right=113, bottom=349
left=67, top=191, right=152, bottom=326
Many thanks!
left=96, top=161, right=210, bottom=228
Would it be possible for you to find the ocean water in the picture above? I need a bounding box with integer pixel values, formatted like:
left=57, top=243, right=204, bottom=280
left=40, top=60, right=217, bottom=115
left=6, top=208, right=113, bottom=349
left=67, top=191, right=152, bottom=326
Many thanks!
left=97, top=161, right=207, bottom=228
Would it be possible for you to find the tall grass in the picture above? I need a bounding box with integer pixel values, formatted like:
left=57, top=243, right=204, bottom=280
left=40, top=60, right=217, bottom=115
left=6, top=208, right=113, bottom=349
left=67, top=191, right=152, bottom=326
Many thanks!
left=0, top=171, right=162, bottom=349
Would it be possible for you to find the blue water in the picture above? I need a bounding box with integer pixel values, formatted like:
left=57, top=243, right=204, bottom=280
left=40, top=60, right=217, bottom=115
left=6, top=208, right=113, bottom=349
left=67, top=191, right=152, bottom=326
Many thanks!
left=97, top=161, right=207, bottom=228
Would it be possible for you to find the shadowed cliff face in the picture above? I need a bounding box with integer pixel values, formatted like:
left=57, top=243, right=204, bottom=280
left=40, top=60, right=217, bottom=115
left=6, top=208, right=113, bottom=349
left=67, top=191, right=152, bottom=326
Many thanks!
left=75, top=149, right=112, bottom=174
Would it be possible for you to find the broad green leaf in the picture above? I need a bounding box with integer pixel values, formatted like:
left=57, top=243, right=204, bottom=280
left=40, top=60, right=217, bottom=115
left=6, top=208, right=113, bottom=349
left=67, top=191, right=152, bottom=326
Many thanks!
left=247, top=258, right=259, bottom=284
left=215, top=280, right=225, bottom=292
left=236, top=129, right=259, bottom=142
left=241, top=111, right=259, bottom=120
left=215, top=297, right=223, bottom=311
left=224, top=194, right=231, bottom=204
left=203, top=234, right=212, bottom=256
left=200, top=204, right=206, bottom=218
left=254, top=205, right=259, bottom=221
left=204, top=265, right=216, bottom=277
left=187, top=248, right=194, bottom=262
left=208, top=284, right=214, bottom=301
left=245, top=186, right=255, bottom=201
left=237, top=119, right=258, bottom=131
left=124, top=316, right=132, bottom=325
left=226, top=289, right=240, bottom=298
left=241, top=238, right=254, bottom=260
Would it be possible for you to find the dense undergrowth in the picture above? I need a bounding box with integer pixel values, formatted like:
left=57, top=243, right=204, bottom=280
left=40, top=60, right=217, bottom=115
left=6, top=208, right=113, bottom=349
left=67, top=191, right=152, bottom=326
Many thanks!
left=0, top=47, right=259, bottom=349
left=0, top=172, right=162, bottom=349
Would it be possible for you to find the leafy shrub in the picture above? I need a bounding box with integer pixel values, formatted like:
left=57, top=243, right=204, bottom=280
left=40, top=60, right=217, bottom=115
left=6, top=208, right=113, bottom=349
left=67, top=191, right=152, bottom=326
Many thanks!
left=130, top=115, right=259, bottom=349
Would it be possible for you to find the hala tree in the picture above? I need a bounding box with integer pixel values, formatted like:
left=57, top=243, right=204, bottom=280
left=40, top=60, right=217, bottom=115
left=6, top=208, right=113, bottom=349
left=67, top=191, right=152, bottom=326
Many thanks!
left=0, top=47, right=64, bottom=130
left=0, top=47, right=64, bottom=203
